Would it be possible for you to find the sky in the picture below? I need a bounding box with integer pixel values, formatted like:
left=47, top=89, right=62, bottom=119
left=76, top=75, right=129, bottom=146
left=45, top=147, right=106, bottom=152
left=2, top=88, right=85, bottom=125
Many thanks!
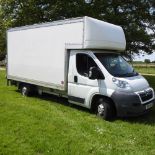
left=133, top=52, right=155, bottom=62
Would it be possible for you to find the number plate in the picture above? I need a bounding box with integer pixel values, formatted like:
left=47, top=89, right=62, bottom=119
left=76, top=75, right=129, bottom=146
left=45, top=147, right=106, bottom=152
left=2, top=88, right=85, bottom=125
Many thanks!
left=146, top=103, right=153, bottom=110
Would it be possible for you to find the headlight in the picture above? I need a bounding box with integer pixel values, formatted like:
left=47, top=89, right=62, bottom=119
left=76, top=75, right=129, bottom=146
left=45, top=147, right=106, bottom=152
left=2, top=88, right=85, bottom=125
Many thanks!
left=112, top=77, right=131, bottom=89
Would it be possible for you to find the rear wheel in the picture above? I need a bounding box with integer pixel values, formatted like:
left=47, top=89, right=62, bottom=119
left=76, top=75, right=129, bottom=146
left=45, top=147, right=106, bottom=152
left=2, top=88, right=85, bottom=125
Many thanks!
left=96, top=98, right=115, bottom=120
left=20, top=84, right=31, bottom=96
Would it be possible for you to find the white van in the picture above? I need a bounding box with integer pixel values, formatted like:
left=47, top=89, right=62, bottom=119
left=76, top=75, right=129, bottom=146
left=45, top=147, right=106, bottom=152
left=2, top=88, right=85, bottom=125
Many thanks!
left=7, top=16, right=155, bottom=120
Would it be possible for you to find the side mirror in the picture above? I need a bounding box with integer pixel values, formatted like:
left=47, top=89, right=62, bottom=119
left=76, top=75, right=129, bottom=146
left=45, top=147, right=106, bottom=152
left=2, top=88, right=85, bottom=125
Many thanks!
left=88, top=67, right=105, bottom=80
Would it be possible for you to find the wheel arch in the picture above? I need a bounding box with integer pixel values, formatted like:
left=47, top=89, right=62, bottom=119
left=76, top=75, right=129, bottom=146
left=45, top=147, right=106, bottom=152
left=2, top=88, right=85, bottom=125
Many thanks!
left=17, top=82, right=37, bottom=94
left=90, top=94, right=116, bottom=114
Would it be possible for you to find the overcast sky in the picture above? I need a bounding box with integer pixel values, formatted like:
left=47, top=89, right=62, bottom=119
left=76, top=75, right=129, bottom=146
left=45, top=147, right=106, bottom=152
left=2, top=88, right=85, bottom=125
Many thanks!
left=133, top=52, right=155, bottom=62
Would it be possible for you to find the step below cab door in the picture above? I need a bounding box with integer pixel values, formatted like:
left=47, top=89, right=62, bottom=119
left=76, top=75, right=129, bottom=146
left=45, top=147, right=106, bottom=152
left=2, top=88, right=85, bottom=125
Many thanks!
left=68, top=51, right=99, bottom=107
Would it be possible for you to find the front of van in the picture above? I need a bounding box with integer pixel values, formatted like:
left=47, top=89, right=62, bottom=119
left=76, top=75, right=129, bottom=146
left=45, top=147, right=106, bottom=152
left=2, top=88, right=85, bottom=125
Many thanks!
left=94, top=52, right=155, bottom=117
left=84, top=17, right=154, bottom=117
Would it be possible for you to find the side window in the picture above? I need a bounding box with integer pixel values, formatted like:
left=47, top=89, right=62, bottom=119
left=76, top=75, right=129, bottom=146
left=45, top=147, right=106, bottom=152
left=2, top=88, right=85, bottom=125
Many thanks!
left=76, top=53, right=97, bottom=77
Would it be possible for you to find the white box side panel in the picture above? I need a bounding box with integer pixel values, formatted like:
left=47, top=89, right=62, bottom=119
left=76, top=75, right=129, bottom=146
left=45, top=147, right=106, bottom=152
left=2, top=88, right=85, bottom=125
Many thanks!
left=8, top=22, right=83, bottom=90
left=84, top=17, right=126, bottom=51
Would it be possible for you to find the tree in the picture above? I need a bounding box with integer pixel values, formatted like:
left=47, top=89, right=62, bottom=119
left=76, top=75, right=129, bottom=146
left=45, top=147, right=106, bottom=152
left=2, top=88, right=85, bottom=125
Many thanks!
left=0, top=0, right=154, bottom=59
left=144, top=59, right=151, bottom=63
left=0, top=6, right=5, bottom=60
left=0, top=1, right=13, bottom=60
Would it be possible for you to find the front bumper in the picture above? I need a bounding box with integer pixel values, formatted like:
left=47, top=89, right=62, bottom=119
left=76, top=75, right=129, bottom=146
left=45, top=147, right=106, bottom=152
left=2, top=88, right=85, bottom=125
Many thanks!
left=111, top=90, right=155, bottom=117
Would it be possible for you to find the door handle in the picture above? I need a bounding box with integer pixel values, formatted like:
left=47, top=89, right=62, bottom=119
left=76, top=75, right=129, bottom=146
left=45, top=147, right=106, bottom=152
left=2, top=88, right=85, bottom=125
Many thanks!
left=74, top=76, right=78, bottom=83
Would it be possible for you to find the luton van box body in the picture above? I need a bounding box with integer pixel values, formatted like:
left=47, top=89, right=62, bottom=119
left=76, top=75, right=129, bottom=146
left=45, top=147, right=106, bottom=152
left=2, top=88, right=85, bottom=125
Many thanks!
left=7, top=17, right=155, bottom=120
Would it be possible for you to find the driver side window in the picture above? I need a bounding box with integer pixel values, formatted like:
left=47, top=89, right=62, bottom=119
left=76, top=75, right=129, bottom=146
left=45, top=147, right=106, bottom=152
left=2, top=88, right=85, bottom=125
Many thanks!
left=76, top=53, right=97, bottom=77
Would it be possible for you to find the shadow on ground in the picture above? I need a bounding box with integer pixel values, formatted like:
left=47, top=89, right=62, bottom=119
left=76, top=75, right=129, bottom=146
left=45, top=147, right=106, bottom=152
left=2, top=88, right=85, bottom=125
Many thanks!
left=16, top=90, right=155, bottom=125
left=34, top=92, right=90, bottom=113
left=118, top=107, right=155, bottom=125
left=39, top=93, right=155, bottom=125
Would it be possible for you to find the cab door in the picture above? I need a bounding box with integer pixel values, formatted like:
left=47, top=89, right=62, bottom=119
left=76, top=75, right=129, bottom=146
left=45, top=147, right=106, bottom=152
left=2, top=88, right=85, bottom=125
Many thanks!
left=68, top=51, right=99, bottom=107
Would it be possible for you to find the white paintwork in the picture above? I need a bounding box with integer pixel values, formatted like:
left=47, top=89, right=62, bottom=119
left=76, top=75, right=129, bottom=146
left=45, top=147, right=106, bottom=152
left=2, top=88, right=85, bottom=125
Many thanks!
left=7, top=16, right=126, bottom=91
left=7, top=20, right=83, bottom=90
left=120, top=75, right=149, bottom=92
left=68, top=50, right=116, bottom=108
left=84, top=17, right=126, bottom=50
left=68, top=51, right=99, bottom=107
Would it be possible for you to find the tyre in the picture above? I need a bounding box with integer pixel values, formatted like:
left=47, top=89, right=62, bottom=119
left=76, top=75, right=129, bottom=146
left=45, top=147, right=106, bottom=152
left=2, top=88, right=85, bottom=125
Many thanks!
left=96, top=98, right=115, bottom=120
left=20, top=84, right=31, bottom=96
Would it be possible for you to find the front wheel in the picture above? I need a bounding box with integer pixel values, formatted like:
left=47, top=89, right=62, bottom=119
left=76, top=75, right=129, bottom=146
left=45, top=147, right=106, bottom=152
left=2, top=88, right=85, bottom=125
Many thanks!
left=96, top=98, right=115, bottom=120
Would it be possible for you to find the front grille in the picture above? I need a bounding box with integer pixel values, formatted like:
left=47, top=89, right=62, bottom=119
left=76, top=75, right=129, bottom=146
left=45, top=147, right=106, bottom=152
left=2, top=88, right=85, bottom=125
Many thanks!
left=139, top=89, right=153, bottom=102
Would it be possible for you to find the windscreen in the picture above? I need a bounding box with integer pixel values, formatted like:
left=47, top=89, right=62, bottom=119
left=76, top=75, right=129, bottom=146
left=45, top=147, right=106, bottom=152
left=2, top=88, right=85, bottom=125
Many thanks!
left=94, top=53, right=138, bottom=77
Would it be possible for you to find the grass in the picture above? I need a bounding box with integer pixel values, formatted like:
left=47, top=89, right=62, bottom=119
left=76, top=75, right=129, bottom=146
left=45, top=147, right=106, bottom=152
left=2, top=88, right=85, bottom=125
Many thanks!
left=0, top=70, right=155, bottom=155
left=129, top=62, right=155, bottom=74
left=134, top=66, right=155, bottom=74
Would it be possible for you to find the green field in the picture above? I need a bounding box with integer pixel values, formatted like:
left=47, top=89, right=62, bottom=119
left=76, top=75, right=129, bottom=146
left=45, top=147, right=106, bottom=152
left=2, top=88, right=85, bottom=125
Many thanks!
left=134, top=66, right=155, bottom=74
left=0, top=70, right=155, bottom=155
left=131, top=63, right=155, bottom=74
